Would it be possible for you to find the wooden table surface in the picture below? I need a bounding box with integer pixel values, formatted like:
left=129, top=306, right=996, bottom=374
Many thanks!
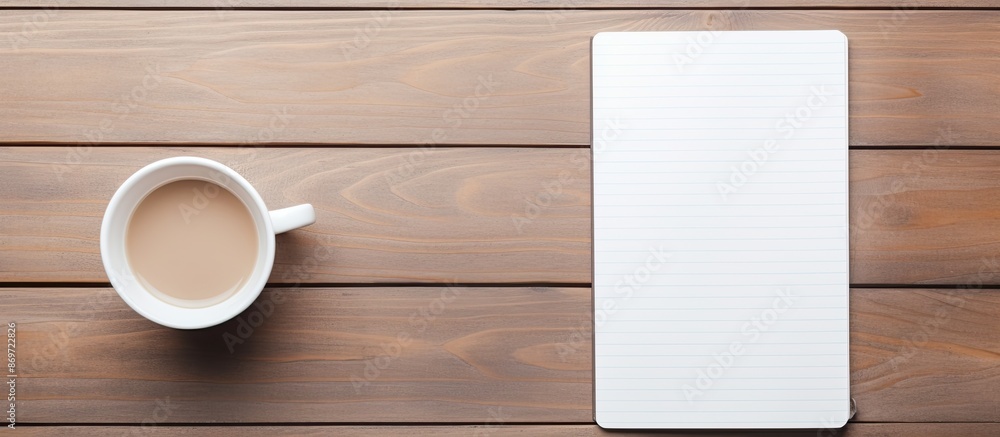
left=2, top=1, right=999, bottom=436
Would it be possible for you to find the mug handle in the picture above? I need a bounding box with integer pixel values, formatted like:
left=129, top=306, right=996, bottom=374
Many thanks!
left=269, top=204, right=316, bottom=234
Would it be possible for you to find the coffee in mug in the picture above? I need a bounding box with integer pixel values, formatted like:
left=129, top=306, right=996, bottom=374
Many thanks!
left=100, top=157, right=316, bottom=329
left=126, top=179, right=259, bottom=308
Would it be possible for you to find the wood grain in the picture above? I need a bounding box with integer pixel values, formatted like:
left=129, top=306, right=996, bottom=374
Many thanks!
left=12, top=424, right=1000, bottom=437
left=0, top=147, right=592, bottom=284
left=850, top=288, right=1000, bottom=422
left=5, top=147, right=1000, bottom=286
left=1, top=10, right=998, bottom=146
left=8, top=287, right=593, bottom=423
left=3, top=287, right=998, bottom=423
left=849, top=150, right=1000, bottom=285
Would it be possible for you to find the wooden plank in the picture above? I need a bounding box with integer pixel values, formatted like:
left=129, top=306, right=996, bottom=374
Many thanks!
left=849, top=150, right=1000, bottom=285
left=851, top=288, right=1000, bottom=422
left=0, top=147, right=592, bottom=284
left=8, top=287, right=593, bottom=423
left=5, top=148, right=1000, bottom=285
left=11, top=424, right=1000, bottom=437
left=4, top=0, right=997, bottom=8
left=1, top=10, right=998, bottom=146
left=3, top=287, right=999, bottom=423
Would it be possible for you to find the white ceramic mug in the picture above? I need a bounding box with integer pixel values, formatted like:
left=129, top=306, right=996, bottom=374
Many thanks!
left=100, top=157, right=315, bottom=329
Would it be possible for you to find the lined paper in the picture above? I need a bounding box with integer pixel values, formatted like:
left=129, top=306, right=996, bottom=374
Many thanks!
left=592, top=31, right=850, bottom=429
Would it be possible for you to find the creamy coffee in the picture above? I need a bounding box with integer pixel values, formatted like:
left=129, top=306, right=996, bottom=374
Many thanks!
left=125, top=179, right=259, bottom=308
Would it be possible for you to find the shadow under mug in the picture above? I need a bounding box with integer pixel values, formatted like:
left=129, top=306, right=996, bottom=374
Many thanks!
left=100, top=156, right=315, bottom=329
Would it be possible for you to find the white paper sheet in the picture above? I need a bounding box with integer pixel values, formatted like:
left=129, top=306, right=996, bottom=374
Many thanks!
left=592, top=30, right=850, bottom=429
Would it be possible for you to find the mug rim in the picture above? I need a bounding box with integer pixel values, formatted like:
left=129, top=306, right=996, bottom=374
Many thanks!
left=100, top=156, right=275, bottom=329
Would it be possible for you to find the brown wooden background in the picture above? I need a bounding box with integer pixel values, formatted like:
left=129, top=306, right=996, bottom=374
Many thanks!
left=1, top=1, right=999, bottom=436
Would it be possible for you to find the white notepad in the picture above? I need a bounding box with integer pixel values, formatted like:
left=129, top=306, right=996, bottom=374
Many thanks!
left=592, top=30, right=850, bottom=429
